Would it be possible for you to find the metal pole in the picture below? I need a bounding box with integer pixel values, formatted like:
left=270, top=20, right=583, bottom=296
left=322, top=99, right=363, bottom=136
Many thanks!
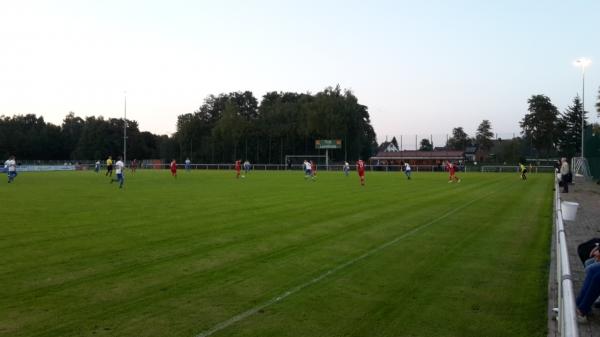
left=344, top=136, right=347, bottom=161
left=124, top=91, right=127, bottom=165
left=581, top=67, right=585, bottom=157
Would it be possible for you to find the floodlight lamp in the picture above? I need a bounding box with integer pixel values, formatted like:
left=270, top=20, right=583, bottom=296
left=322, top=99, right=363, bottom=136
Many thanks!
left=573, top=58, right=591, bottom=69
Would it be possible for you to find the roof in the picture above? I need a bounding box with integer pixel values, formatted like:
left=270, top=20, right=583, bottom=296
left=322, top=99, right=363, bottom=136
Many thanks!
left=377, top=140, right=399, bottom=153
left=370, top=150, right=464, bottom=160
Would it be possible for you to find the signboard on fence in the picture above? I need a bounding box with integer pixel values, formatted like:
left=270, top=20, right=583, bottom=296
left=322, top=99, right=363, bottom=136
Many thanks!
left=315, top=139, right=342, bottom=149
left=15, top=165, right=76, bottom=172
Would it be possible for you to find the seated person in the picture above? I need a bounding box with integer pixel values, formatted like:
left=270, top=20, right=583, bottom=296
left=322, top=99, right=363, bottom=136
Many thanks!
left=577, top=262, right=600, bottom=317
left=585, top=245, right=600, bottom=271
left=577, top=247, right=600, bottom=317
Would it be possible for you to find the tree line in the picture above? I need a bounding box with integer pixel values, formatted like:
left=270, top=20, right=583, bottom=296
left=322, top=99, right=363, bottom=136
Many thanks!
left=0, top=86, right=378, bottom=163
left=414, top=91, right=598, bottom=163
left=0, top=112, right=174, bottom=162
left=2, top=86, right=599, bottom=164
left=175, top=86, right=377, bottom=164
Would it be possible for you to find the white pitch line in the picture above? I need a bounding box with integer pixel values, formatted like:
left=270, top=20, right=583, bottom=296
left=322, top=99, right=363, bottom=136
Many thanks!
left=194, top=190, right=495, bottom=337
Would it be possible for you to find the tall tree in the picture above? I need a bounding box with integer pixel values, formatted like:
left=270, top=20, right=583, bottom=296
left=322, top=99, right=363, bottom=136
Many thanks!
left=212, top=101, right=247, bottom=161
left=62, top=112, right=84, bottom=159
left=557, top=95, right=587, bottom=158
left=446, top=127, right=470, bottom=150
left=176, top=86, right=377, bottom=163
left=419, top=138, right=433, bottom=151
left=475, top=120, right=494, bottom=151
left=178, top=91, right=259, bottom=162
left=0, top=114, right=58, bottom=160
left=491, top=137, right=526, bottom=164
left=520, top=95, right=559, bottom=157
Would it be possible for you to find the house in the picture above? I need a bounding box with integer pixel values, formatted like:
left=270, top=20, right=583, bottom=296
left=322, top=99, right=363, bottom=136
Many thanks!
left=377, top=137, right=400, bottom=153
left=465, top=146, right=478, bottom=162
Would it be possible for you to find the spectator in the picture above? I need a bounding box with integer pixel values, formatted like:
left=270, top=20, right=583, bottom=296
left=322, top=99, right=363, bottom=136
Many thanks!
left=576, top=263, right=600, bottom=318
left=560, top=158, right=570, bottom=193
left=575, top=243, right=600, bottom=319
left=585, top=245, right=600, bottom=271
left=554, top=160, right=561, bottom=173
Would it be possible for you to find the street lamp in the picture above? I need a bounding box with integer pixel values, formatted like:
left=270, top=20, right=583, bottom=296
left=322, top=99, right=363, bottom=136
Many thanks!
left=573, top=57, right=591, bottom=157
left=123, top=91, right=127, bottom=165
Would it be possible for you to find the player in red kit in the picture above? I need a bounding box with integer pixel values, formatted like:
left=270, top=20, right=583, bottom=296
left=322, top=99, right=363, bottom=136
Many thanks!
left=311, top=160, right=317, bottom=180
left=170, top=159, right=177, bottom=178
left=235, top=160, right=241, bottom=179
left=356, top=159, right=366, bottom=186
left=446, top=161, right=460, bottom=183
left=130, top=158, right=138, bottom=174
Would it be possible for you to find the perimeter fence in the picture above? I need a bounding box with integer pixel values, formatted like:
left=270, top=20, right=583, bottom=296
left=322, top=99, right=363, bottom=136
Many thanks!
left=33, top=162, right=555, bottom=174
left=552, top=176, right=579, bottom=337
left=584, top=125, right=600, bottom=179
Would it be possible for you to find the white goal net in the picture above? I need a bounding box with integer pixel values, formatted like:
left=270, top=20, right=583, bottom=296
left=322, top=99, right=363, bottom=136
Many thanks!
left=571, top=157, right=592, bottom=179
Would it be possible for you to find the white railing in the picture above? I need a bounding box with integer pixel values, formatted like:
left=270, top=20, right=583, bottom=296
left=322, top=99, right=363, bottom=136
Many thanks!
left=15, top=162, right=559, bottom=175
left=481, top=165, right=555, bottom=173
left=554, top=177, right=579, bottom=337
left=136, top=163, right=456, bottom=172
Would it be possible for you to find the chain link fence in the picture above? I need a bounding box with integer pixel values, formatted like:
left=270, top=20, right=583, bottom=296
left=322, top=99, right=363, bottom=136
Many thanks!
left=585, top=125, right=600, bottom=179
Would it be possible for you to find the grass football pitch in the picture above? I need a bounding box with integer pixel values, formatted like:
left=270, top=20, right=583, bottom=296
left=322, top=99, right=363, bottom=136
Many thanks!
left=0, top=170, right=553, bottom=337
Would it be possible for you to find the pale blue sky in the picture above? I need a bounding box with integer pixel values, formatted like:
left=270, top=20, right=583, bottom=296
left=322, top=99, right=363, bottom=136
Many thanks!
left=1, top=0, right=599, bottom=143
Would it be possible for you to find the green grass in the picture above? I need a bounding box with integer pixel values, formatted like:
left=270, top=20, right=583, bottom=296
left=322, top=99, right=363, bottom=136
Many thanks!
left=0, top=169, right=553, bottom=337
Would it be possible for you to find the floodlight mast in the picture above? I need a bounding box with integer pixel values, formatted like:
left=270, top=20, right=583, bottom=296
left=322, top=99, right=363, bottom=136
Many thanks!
left=573, top=58, right=591, bottom=158
left=124, top=91, right=127, bottom=165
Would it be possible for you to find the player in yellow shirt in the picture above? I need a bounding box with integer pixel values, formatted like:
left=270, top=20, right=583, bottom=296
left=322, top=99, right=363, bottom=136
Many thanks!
left=519, top=162, right=527, bottom=180
left=106, top=156, right=113, bottom=177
